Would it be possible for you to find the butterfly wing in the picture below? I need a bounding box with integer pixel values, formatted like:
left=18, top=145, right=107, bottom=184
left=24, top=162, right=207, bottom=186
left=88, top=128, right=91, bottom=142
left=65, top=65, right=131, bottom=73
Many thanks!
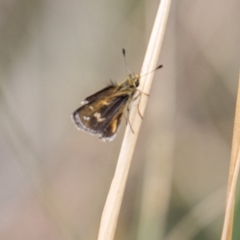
left=100, top=108, right=125, bottom=141
left=72, top=92, right=130, bottom=140
left=83, top=85, right=116, bottom=104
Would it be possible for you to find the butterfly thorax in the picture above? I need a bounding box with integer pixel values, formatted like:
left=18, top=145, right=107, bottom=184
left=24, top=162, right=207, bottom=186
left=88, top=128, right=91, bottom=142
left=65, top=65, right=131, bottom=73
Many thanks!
left=117, top=73, right=140, bottom=93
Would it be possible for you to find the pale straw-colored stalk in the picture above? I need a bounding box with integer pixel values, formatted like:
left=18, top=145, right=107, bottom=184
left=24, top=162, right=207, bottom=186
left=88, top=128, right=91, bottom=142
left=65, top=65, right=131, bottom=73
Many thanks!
left=97, top=0, right=172, bottom=240
left=221, top=72, right=240, bottom=240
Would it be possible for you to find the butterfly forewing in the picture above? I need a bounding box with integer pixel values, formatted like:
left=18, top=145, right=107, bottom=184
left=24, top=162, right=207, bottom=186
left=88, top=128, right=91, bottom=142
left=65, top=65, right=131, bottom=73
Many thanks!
left=83, top=85, right=116, bottom=104
left=72, top=92, right=130, bottom=140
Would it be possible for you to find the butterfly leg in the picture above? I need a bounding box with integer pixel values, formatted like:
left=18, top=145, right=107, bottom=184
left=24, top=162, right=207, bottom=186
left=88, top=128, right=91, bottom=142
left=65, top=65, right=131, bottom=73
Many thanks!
left=126, top=106, right=134, bottom=133
left=134, top=90, right=150, bottom=119
left=137, top=94, right=143, bottom=119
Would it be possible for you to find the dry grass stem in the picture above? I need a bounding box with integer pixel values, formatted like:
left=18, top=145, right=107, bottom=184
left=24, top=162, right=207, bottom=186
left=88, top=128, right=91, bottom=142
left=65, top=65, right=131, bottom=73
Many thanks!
left=97, top=1, right=172, bottom=240
left=221, top=71, right=240, bottom=240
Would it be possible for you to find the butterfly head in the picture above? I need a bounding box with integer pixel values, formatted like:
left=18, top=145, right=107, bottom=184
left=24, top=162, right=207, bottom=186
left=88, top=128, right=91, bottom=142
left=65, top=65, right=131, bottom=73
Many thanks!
left=128, top=73, right=140, bottom=88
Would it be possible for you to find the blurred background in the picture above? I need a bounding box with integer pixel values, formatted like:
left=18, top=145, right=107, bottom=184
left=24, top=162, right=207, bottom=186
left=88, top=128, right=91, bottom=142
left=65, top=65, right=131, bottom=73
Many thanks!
left=0, top=0, right=239, bottom=240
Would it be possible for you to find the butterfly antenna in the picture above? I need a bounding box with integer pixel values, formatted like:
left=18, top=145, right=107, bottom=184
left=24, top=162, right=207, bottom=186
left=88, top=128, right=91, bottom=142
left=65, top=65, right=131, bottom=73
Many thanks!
left=140, top=64, right=163, bottom=78
left=122, top=48, right=131, bottom=75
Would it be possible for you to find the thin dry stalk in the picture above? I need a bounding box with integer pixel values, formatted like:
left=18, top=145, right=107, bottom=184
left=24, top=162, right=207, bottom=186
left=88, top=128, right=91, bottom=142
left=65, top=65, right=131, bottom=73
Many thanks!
left=97, top=1, right=172, bottom=240
left=221, top=72, right=240, bottom=240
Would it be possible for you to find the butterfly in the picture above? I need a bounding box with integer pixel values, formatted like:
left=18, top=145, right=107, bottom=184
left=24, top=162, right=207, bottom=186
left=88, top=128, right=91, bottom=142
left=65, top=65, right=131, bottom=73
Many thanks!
left=72, top=49, right=162, bottom=141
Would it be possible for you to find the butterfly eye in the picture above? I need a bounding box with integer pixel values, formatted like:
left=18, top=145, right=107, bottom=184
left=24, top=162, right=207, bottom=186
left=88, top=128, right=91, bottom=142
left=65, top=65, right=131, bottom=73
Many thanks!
left=134, top=78, right=139, bottom=87
left=136, top=81, right=139, bottom=87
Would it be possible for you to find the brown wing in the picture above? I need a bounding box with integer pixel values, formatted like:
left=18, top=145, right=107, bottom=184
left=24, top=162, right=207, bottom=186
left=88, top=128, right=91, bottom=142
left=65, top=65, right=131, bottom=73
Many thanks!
left=83, top=85, right=116, bottom=104
left=100, top=109, right=124, bottom=141
left=72, top=94, right=129, bottom=140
